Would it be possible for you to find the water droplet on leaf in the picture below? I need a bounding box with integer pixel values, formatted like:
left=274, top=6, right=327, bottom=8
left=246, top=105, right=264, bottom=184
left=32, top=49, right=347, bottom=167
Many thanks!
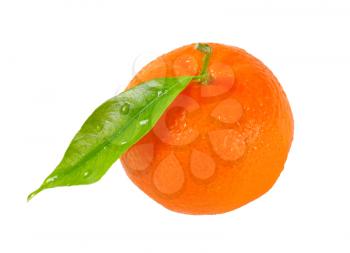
left=45, top=175, right=58, bottom=184
left=139, top=119, right=149, bottom=126
left=120, top=103, right=130, bottom=114
left=157, top=90, right=164, bottom=96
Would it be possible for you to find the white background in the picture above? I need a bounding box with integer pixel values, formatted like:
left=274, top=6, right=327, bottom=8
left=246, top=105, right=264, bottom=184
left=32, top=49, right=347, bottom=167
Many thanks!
left=0, top=0, right=349, bottom=252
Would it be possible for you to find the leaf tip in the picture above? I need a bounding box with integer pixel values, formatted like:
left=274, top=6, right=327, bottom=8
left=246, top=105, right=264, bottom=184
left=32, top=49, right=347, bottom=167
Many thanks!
left=27, top=188, right=42, bottom=202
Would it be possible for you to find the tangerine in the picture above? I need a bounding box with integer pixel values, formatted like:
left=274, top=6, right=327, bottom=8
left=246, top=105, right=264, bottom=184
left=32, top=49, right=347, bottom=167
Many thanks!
left=120, top=43, right=293, bottom=214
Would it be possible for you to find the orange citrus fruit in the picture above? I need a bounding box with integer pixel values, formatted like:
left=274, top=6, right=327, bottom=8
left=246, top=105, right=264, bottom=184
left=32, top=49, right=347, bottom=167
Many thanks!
left=120, top=43, right=294, bottom=214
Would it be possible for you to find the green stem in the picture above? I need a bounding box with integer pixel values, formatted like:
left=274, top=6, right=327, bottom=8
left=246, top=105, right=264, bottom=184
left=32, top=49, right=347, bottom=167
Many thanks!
left=195, top=43, right=212, bottom=84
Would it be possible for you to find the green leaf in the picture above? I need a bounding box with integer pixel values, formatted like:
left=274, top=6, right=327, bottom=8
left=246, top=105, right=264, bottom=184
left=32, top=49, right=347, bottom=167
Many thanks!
left=28, top=76, right=193, bottom=200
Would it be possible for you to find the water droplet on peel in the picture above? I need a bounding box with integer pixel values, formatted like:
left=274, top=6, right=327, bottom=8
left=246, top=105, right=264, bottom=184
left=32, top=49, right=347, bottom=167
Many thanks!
left=153, top=153, right=184, bottom=195
left=83, top=171, right=90, bottom=177
left=120, top=103, right=130, bottom=114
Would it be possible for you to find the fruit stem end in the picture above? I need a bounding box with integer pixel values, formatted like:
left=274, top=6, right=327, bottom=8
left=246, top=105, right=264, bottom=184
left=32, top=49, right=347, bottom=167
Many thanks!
left=195, top=43, right=212, bottom=84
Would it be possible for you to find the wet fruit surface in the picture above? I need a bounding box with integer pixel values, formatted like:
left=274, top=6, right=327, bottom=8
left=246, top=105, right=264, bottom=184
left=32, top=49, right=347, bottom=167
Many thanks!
left=121, top=43, right=294, bottom=214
